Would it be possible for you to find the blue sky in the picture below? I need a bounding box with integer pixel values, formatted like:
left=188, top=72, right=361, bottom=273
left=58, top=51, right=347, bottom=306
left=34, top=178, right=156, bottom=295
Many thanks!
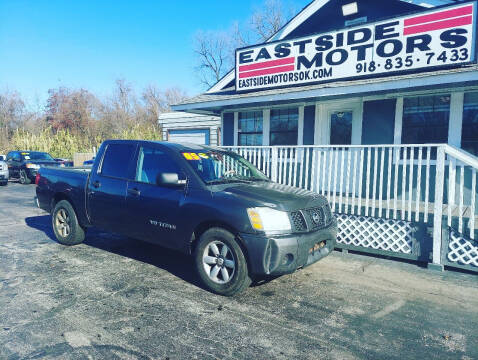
left=0, top=0, right=309, bottom=106
left=0, top=0, right=452, bottom=107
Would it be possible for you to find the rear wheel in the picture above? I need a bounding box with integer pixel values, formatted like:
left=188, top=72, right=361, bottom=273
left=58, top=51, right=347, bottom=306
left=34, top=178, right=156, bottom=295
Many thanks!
left=19, top=170, right=31, bottom=184
left=52, top=200, right=85, bottom=245
left=194, top=227, right=251, bottom=296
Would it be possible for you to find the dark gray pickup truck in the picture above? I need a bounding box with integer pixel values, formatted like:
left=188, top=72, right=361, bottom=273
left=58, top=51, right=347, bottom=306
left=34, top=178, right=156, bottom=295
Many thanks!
left=36, top=140, right=337, bottom=296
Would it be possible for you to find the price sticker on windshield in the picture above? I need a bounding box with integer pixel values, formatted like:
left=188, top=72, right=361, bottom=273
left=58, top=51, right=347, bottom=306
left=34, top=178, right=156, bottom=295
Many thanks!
left=182, top=152, right=200, bottom=160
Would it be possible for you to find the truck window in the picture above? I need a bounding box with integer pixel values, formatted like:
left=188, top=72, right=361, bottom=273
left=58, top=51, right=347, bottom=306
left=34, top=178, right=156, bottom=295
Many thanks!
left=100, top=144, right=136, bottom=179
left=135, top=147, right=181, bottom=184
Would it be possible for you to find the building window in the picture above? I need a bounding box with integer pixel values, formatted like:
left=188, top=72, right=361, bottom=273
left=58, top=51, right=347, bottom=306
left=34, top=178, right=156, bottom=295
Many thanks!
left=402, top=95, right=450, bottom=145
left=462, top=92, right=478, bottom=156
left=238, top=111, right=263, bottom=146
left=270, top=108, right=298, bottom=145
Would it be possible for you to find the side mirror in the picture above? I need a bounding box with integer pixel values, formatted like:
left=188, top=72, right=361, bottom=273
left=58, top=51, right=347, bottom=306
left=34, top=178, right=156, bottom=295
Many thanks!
left=156, top=173, right=184, bottom=187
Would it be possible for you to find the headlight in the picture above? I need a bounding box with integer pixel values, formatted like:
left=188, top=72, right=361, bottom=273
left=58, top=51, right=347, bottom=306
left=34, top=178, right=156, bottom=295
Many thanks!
left=247, top=207, right=291, bottom=232
left=25, top=163, right=40, bottom=169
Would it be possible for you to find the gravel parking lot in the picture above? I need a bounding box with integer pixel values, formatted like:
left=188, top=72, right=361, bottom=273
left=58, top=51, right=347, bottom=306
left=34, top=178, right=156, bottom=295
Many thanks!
left=1, top=181, right=477, bottom=360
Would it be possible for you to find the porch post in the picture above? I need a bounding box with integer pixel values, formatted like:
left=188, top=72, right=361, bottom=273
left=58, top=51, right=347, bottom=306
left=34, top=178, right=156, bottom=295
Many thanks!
left=271, top=147, right=278, bottom=182
left=298, top=105, right=304, bottom=145
left=430, top=146, right=445, bottom=271
left=233, top=112, right=238, bottom=146
left=263, top=109, right=270, bottom=146
left=448, top=92, right=464, bottom=147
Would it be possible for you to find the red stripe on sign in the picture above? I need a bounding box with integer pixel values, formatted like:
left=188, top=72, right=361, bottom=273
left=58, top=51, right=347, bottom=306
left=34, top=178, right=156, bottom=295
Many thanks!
left=239, top=65, right=295, bottom=78
left=239, top=57, right=295, bottom=72
left=404, top=5, right=473, bottom=27
left=404, top=15, right=472, bottom=35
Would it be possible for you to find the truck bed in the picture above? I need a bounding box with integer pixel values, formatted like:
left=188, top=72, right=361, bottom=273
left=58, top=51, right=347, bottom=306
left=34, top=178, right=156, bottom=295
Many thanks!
left=36, top=166, right=91, bottom=226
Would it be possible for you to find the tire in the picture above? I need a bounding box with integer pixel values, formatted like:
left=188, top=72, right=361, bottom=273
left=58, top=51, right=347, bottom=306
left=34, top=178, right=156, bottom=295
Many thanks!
left=0, top=181, right=7, bottom=186
left=52, top=200, right=85, bottom=246
left=194, top=227, right=251, bottom=296
left=19, top=170, right=31, bottom=184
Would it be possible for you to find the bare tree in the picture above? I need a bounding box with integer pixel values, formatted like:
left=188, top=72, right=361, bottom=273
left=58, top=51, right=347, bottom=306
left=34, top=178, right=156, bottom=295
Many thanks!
left=250, top=0, right=293, bottom=42
left=98, top=78, right=140, bottom=134
left=0, top=90, right=27, bottom=132
left=162, top=87, right=188, bottom=108
left=193, top=30, right=232, bottom=88
left=45, top=87, right=100, bottom=137
left=193, top=0, right=294, bottom=89
left=142, top=85, right=189, bottom=123
left=0, top=90, right=34, bottom=152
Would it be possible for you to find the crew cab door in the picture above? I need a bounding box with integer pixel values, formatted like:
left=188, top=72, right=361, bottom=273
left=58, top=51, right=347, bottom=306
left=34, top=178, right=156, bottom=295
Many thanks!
left=87, top=143, right=137, bottom=234
left=125, top=145, right=185, bottom=248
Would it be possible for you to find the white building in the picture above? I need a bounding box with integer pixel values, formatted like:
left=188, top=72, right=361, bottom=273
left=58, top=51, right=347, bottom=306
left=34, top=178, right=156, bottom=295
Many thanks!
left=158, top=112, right=221, bottom=146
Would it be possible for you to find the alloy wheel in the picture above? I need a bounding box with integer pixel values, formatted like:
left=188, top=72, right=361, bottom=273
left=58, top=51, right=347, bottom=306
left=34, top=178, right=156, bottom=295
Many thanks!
left=202, top=240, right=236, bottom=284
left=55, top=208, right=71, bottom=238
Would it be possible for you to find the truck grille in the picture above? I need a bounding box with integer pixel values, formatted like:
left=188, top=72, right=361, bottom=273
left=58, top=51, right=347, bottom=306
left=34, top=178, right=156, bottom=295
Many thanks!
left=291, top=211, right=307, bottom=232
left=290, top=204, right=333, bottom=233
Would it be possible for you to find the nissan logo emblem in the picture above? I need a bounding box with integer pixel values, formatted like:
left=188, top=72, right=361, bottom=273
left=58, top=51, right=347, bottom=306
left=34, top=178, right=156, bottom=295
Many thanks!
left=312, top=211, right=321, bottom=224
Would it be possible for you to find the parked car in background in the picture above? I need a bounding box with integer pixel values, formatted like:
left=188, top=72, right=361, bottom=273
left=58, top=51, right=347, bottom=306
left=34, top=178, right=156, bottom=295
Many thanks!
left=36, top=140, right=337, bottom=296
left=0, top=158, right=8, bottom=186
left=55, top=158, right=74, bottom=167
left=82, top=157, right=95, bottom=166
left=6, top=150, right=60, bottom=184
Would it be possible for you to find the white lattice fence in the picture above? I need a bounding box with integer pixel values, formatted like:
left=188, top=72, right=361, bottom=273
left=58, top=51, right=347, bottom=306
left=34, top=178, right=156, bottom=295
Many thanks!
left=336, top=214, right=415, bottom=255
left=447, top=229, right=478, bottom=268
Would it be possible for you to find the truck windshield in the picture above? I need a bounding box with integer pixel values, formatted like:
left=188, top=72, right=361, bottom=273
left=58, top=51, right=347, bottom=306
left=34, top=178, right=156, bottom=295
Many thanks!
left=22, top=152, right=54, bottom=161
left=182, top=150, right=269, bottom=184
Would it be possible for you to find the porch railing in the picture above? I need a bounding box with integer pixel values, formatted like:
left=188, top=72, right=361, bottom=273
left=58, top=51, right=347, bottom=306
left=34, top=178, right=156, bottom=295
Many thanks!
left=222, top=144, right=478, bottom=272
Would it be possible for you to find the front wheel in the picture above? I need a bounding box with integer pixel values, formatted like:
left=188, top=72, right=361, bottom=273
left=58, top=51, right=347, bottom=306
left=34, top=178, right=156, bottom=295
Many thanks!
left=194, top=227, right=251, bottom=296
left=52, top=200, right=85, bottom=245
left=19, top=170, right=31, bottom=184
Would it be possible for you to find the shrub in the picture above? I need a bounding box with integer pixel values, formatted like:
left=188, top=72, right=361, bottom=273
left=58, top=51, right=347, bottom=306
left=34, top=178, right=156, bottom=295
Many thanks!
left=9, top=123, right=162, bottom=159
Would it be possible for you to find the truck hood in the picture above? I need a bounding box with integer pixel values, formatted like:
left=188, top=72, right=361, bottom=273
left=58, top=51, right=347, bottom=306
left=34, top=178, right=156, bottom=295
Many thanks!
left=218, top=181, right=327, bottom=212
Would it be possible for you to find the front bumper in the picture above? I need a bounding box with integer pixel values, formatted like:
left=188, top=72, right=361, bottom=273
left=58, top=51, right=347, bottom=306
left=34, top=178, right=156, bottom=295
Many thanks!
left=0, top=170, right=8, bottom=182
left=25, top=168, right=38, bottom=180
left=240, top=218, right=337, bottom=276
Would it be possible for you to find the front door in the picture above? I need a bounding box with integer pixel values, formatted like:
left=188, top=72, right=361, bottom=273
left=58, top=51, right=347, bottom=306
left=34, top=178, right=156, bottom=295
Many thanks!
left=125, top=145, right=185, bottom=248
left=316, top=101, right=362, bottom=196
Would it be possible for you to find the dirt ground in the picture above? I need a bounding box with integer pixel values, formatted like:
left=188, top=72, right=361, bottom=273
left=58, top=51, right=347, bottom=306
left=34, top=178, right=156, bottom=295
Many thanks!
left=1, top=181, right=477, bottom=359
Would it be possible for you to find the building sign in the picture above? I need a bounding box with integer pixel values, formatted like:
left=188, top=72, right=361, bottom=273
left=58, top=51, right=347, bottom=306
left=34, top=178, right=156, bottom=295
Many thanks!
left=235, top=2, right=477, bottom=92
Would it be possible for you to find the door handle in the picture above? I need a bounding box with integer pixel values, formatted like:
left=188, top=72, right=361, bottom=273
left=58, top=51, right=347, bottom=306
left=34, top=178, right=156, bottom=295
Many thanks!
left=92, top=180, right=101, bottom=188
left=128, top=188, right=141, bottom=196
